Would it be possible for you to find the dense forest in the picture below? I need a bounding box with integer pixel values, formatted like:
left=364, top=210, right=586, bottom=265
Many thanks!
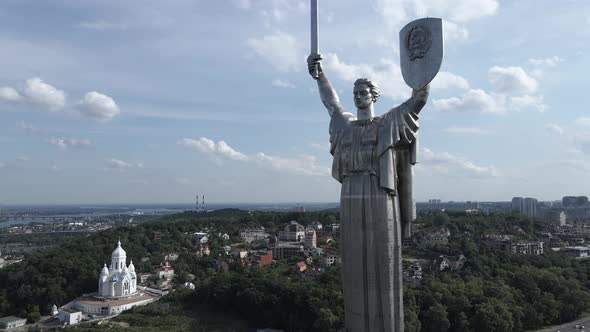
left=2, top=209, right=590, bottom=331
left=0, top=209, right=338, bottom=319
left=405, top=211, right=590, bottom=331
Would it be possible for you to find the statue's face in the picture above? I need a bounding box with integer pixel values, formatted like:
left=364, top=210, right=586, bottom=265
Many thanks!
left=353, top=84, right=373, bottom=109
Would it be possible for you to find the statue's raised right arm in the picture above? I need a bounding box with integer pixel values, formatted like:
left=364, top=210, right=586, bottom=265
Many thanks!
left=307, top=53, right=344, bottom=118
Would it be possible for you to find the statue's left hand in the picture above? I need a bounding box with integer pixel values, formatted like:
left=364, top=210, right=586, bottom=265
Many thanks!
left=412, top=83, right=430, bottom=97
left=412, top=84, right=430, bottom=99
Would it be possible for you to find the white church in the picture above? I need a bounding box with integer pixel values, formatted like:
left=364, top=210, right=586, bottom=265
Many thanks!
left=98, top=240, right=137, bottom=297
left=66, top=241, right=157, bottom=316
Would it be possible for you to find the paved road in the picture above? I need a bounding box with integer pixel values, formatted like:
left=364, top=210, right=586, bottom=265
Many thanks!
left=537, top=316, right=590, bottom=332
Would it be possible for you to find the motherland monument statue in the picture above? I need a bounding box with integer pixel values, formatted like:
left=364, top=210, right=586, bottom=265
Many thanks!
left=307, top=1, right=443, bottom=330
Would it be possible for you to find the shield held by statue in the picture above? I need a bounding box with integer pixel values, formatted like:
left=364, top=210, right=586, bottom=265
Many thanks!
left=399, top=17, right=443, bottom=90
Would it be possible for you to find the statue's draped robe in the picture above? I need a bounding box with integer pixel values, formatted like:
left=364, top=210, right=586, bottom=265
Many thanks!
left=330, top=101, right=419, bottom=332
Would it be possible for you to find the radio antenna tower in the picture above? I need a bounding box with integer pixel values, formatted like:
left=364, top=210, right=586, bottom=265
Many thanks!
left=202, top=195, right=205, bottom=212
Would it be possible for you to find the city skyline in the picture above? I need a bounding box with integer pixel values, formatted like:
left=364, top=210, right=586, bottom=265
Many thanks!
left=1, top=0, right=590, bottom=204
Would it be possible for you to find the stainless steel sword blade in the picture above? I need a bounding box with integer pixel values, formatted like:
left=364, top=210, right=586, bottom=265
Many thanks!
left=311, top=0, right=318, bottom=54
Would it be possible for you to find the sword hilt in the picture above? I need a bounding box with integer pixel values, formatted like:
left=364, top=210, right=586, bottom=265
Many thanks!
left=311, top=63, right=320, bottom=80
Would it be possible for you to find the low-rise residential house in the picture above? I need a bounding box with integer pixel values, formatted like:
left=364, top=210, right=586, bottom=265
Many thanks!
left=252, top=251, right=273, bottom=267
left=139, top=273, right=153, bottom=284
left=194, top=244, right=210, bottom=257
left=58, top=308, right=82, bottom=326
left=157, top=261, right=175, bottom=280
left=323, top=253, right=341, bottom=267
left=193, top=232, right=208, bottom=244
left=402, top=261, right=423, bottom=286
left=311, top=221, right=323, bottom=231
left=433, top=255, right=466, bottom=272
left=223, top=245, right=232, bottom=255
left=434, top=256, right=451, bottom=271
left=240, top=228, right=268, bottom=243
left=0, top=316, right=26, bottom=329
left=324, top=224, right=340, bottom=234
left=164, top=253, right=179, bottom=261
left=421, top=227, right=451, bottom=247
left=232, top=248, right=249, bottom=259
left=219, top=233, right=230, bottom=241
left=558, top=234, right=585, bottom=246
left=295, top=261, right=307, bottom=272
left=559, top=246, right=590, bottom=258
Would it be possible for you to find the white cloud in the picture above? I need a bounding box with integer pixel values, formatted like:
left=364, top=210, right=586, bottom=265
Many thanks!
left=233, top=0, right=251, bottom=9
left=77, top=91, right=120, bottom=121
left=178, top=138, right=248, bottom=161
left=253, top=152, right=329, bottom=176
left=259, top=0, right=308, bottom=22
left=443, top=21, right=469, bottom=42
left=509, top=94, right=547, bottom=112
left=22, top=78, right=66, bottom=111
left=247, top=31, right=302, bottom=72
left=310, top=142, right=330, bottom=151
left=0, top=162, right=5, bottom=168
left=19, top=121, right=37, bottom=133
left=108, top=158, right=132, bottom=169
left=374, top=0, right=499, bottom=41
left=322, top=53, right=408, bottom=100
left=178, top=137, right=330, bottom=177
left=0, top=86, right=21, bottom=101
left=431, top=71, right=470, bottom=90
left=443, top=127, right=489, bottom=135
left=545, top=123, right=564, bottom=135
left=528, top=56, right=564, bottom=68
left=575, top=117, right=590, bottom=127
left=419, top=147, right=499, bottom=178
left=77, top=20, right=127, bottom=31
left=527, top=56, right=564, bottom=78
left=47, top=138, right=91, bottom=149
left=436, top=64, right=546, bottom=114
left=375, top=0, right=498, bottom=30
left=174, top=177, right=191, bottom=185
left=107, top=158, right=143, bottom=170
left=272, top=79, right=296, bottom=89
left=488, top=66, right=538, bottom=94
left=552, top=159, right=590, bottom=173
left=434, top=89, right=504, bottom=113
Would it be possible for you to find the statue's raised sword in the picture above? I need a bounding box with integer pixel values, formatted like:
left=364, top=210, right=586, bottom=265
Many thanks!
left=310, top=0, right=319, bottom=79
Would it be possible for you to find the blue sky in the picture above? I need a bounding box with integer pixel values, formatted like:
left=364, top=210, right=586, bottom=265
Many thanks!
left=0, top=0, right=589, bottom=204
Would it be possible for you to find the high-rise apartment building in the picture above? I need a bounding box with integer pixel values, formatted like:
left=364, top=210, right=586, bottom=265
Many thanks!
left=511, top=197, right=538, bottom=218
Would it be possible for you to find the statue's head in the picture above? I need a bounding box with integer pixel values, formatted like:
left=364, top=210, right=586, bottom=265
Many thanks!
left=353, top=78, right=380, bottom=109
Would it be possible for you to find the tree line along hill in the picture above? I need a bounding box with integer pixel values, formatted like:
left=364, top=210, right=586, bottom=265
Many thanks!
left=1, top=209, right=590, bottom=331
